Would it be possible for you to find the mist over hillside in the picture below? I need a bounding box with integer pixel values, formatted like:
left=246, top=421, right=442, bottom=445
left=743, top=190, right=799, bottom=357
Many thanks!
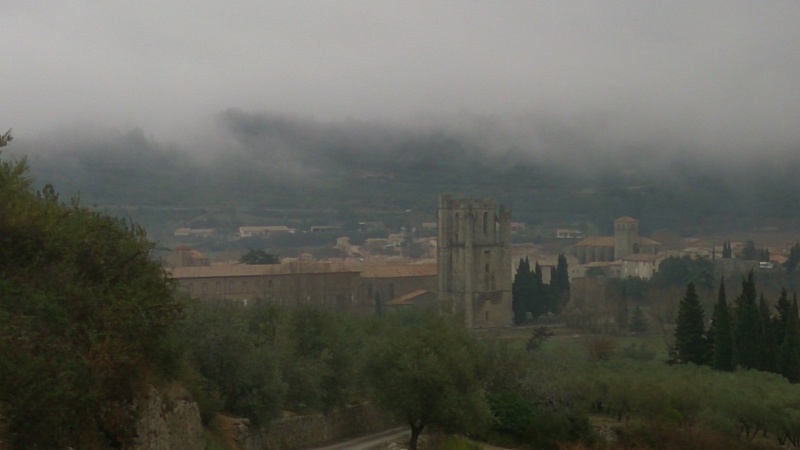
left=9, top=111, right=800, bottom=233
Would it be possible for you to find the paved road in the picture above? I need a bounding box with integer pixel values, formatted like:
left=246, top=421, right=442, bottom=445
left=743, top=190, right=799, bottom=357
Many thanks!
left=303, top=427, right=410, bottom=450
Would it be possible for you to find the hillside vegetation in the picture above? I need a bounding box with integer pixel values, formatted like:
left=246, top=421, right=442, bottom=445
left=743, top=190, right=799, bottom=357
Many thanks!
left=0, top=153, right=184, bottom=447
left=16, top=112, right=800, bottom=231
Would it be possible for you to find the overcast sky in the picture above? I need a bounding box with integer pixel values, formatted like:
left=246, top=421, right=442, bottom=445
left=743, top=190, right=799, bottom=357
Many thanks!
left=3, top=1, right=800, bottom=155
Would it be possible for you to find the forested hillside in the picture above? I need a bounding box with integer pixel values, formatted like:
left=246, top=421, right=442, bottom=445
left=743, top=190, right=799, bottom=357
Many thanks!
left=12, top=112, right=800, bottom=232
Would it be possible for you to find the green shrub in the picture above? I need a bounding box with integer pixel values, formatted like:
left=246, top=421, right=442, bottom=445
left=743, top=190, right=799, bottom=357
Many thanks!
left=583, top=335, right=617, bottom=362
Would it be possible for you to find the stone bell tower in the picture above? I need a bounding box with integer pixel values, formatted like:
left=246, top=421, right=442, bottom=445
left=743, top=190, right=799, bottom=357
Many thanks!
left=614, top=216, right=641, bottom=260
left=437, top=195, right=512, bottom=328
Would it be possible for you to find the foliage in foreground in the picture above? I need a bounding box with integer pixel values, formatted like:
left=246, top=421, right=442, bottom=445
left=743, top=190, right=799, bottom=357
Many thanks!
left=578, top=358, right=800, bottom=448
left=179, top=301, right=364, bottom=425
left=364, top=312, right=492, bottom=450
left=0, top=155, right=184, bottom=448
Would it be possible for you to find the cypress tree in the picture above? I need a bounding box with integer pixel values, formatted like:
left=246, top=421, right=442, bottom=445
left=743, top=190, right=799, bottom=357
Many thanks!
left=778, top=295, right=800, bottom=383
left=774, top=288, right=791, bottom=348
left=734, top=271, right=762, bottom=369
left=549, top=266, right=560, bottom=314
left=512, top=257, right=532, bottom=325
left=784, top=243, right=800, bottom=274
left=675, top=282, right=708, bottom=365
left=712, top=279, right=734, bottom=371
left=531, top=262, right=550, bottom=317
left=759, top=293, right=778, bottom=372
left=616, top=288, right=629, bottom=333
left=553, top=254, right=571, bottom=313
left=629, top=305, right=648, bottom=334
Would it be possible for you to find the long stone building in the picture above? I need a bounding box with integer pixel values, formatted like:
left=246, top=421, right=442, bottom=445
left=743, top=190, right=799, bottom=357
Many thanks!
left=169, top=195, right=515, bottom=327
left=170, top=260, right=437, bottom=316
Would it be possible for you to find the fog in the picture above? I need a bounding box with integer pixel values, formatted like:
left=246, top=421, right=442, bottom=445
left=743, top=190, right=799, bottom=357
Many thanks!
left=3, top=1, right=800, bottom=160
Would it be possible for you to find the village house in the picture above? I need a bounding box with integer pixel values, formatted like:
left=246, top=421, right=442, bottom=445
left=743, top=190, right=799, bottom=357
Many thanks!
left=572, top=216, right=664, bottom=280
left=238, top=225, right=295, bottom=238
left=174, top=227, right=218, bottom=238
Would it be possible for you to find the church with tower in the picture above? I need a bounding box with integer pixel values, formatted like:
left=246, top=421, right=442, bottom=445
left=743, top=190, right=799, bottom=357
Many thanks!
left=573, top=216, right=661, bottom=265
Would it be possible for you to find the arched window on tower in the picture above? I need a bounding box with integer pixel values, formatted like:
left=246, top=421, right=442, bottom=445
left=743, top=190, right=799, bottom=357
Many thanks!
left=633, top=243, right=640, bottom=254
left=483, top=212, right=489, bottom=236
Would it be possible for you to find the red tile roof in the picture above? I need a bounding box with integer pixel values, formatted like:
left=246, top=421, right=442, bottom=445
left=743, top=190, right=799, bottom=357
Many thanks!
left=386, top=290, right=431, bottom=306
left=360, top=263, right=437, bottom=278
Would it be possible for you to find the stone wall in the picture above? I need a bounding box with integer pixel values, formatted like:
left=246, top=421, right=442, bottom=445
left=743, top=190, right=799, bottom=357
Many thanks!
left=237, top=403, right=396, bottom=450
left=129, top=387, right=205, bottom=450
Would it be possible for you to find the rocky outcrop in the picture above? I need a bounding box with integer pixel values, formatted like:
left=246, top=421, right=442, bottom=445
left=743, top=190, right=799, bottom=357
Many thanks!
left=129, top=387, right=205, bottom=450
left=127, top=389, right=394, bottom=450
left=235, top=403, right=396, bottom=450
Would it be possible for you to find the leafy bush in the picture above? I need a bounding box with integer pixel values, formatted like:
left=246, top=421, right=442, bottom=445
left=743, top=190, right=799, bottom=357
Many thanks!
left=487, top=392, right=595, bottom=450
left=583, top=335, right=617, bottom=362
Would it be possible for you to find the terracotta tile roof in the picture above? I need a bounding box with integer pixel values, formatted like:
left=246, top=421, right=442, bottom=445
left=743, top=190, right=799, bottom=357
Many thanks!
left=360, top=263, right=438, bottom=278
left=615, top=216, right=639, bottom=223
left=622, top=254, right=663, bottom=262
left=386, top=290, right=431, bottom=306
left=583, top=261, right=621, bottom=267
left=575, top=236, right=615, bottom=247
left=771, top=254, right=788, bottom=264
left=169, top=261, right=357, bottom=279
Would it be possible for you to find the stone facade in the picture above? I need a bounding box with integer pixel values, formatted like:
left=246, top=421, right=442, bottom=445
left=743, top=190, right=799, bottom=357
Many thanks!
left=171, top=261, right=437, bottom=317
left=437, top=195, right=513, bottom=328
left=172, top=262, right=367, bottom=314
left=361, top=264, right=438, bottom=316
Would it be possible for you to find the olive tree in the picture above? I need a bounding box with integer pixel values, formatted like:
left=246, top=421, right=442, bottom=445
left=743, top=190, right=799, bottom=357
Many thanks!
left=364, top=311, right=492, bottom=450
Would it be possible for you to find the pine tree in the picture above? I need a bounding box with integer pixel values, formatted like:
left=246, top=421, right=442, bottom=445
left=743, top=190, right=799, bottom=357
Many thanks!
left=675, top=282, right=708, bottom=365
left=759, top=293, right=778, bottom=372
left=734, top=271, right=762, bottom=369
left=774, top=288, right=791, bottom=348
left=629, top=305, right=648, bottom=334
left=784, top=243, right=800, bottom=274
left=778, top=295, right=800, bottom=383
left=712, top=279, right=734, bottom=371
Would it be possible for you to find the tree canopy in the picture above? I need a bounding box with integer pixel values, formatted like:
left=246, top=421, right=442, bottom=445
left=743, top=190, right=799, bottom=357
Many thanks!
left=363, top=311, right=492, bottom=450
left=239, top=248, right=280, bottom=264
